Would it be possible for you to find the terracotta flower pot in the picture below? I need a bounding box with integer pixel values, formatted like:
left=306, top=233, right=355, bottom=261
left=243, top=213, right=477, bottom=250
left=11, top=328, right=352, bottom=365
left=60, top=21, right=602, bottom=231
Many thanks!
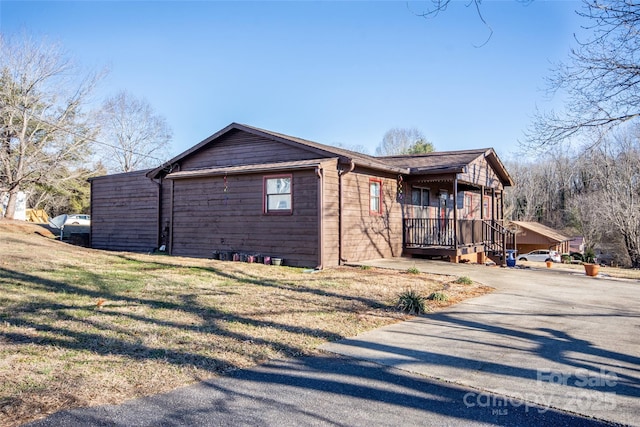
left=546, top=261, right=553, bottom=269
left=584, top=263, right=599, bottom=277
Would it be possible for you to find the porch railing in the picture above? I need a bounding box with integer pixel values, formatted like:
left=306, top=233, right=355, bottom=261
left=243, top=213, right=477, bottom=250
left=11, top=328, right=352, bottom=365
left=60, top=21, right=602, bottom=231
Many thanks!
left=404, top=218, right=456, bottom=247
left=403, top=218, right=514, bottom=253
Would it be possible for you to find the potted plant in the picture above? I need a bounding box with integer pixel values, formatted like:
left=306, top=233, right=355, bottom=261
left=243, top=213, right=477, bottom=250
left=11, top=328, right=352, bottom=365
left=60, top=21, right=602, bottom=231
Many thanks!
left=583, top=248, right=599, bottom=277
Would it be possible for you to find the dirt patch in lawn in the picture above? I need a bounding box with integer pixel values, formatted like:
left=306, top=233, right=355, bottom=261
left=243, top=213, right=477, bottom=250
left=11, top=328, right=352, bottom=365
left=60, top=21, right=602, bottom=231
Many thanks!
left=0, top=220, right=492, bottom=426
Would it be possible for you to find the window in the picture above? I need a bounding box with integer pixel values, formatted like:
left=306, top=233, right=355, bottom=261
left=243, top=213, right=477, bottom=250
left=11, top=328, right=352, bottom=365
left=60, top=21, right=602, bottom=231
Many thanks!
left=264, top=175, right=292, bottom=214
left=370, top=179, right=382, bottom=215
left=464, top=193, right=473, bottom=218
left=411, top=187, right=430, bottom=208
left=483, top=196, right=492, bottom=219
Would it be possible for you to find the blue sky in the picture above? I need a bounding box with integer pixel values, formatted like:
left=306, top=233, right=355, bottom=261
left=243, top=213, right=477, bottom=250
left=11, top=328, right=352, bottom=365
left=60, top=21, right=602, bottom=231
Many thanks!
left=0, top=1, right=583, bottom=160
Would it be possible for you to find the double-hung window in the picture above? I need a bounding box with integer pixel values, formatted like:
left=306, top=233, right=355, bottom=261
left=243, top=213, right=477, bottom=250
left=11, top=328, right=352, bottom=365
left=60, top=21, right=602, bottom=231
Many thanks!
left=369, top=179, right=382, bottom=215
left=264, top=175, right=292, bottom=214
left=464, top=193, right=473, bottom=218
left=411, top=187, right=430, bottom=208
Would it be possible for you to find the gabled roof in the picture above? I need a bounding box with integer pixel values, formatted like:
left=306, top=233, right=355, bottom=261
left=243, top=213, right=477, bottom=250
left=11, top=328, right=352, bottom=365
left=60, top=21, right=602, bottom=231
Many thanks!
left=147, top=123, right=407, bottom=179
left=165, top=158, right=337, bottom=180
left=382, top=149, right=489, bottom=173
left=381, top=148, right=513, bottom=186
left=147, top=123, right=513, bottom=186
left=512, top=221, right=571, bottom=243
left=89, top=168, right=153, bottom=182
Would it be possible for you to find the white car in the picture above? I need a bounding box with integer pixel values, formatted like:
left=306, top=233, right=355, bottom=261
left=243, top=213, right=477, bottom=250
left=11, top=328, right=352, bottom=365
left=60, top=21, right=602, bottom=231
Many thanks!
left=65, top=214, right=91, bottom=226
left=49, top=213, right=91, bottom=229
left=518, top=249, right=561, bottom=263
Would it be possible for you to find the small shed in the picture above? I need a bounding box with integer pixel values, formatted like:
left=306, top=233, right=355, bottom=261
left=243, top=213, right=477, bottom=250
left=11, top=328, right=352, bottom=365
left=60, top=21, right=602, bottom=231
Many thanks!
left=511, top=221, right=571, bottom=255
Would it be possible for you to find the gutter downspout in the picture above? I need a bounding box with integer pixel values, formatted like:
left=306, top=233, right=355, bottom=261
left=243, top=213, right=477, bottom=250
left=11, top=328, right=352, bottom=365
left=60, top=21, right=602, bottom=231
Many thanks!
left=169, top=178, right=175, bottom=255
left=316, top=166, right=324, bottom=270
left=338, top=160, right=355, bottom=265
left=150, top=177, right=162, bottom=250
left=167, top=164, right=182, bottom=255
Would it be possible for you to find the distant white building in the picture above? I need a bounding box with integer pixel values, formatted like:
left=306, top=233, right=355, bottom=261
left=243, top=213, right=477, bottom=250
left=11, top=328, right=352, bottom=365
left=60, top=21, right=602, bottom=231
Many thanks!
left=0, top=191, right=27, bottom=220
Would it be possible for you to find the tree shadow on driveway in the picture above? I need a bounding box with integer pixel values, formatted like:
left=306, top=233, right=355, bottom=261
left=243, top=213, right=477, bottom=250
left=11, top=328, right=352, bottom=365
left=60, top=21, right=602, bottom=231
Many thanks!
left=25, top=355, right=612, bottom=427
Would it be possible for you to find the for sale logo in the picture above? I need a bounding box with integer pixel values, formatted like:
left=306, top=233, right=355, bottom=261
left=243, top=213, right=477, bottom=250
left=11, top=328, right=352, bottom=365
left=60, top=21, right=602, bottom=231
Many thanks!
left=463, top=368, right=618, bottom=416
left=537, top=368, right=618, bottom=388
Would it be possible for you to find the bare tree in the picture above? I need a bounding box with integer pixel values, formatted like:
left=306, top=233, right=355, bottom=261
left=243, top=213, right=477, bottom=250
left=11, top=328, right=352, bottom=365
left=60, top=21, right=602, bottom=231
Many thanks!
left=0, top=33, right=103, bottom=219
left=530, top=0, right=640, bottom=147
left=505, top=150, right=582, bottom=228
left=504, top=160, right=547, bottom=222
left=375, top=127, right=434, bottom=156
left=590, top=128, right=640, bottom=267
left=29, top=163, right=107, bottom=217
left=97, top=91, right=172, bottom=173
left=567, top=192, right=602, bottom=254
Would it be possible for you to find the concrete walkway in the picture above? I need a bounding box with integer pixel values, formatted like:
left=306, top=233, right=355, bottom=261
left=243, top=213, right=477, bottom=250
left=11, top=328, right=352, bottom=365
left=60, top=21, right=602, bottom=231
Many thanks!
left=321, top=259, right=640, bottom=426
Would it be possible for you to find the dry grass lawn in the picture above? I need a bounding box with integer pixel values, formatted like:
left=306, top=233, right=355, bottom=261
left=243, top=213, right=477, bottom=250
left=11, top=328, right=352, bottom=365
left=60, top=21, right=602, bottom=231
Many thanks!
left=0, top=220, right=492, bottom=427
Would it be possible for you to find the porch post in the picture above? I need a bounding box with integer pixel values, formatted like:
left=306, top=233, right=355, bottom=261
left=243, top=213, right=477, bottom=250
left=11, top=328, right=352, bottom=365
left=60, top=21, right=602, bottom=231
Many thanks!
left=453, top=177, right=458, bottom=261
left=491, top=188, right=496, bottom=221
left=480, top=185, right=485, bottom=220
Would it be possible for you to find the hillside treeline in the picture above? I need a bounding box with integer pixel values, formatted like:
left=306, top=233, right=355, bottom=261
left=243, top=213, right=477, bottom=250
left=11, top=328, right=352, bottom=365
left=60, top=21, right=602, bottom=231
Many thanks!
left=505, top=125, right=640, bottom=268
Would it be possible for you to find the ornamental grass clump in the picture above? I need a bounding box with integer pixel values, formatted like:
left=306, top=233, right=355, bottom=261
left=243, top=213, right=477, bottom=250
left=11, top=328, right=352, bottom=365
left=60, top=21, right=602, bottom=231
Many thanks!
left=427, top=291, right=449, bottom=302
left=397, top=289, right=427, bottom=314
left=454, top=276, right=473, bottom=285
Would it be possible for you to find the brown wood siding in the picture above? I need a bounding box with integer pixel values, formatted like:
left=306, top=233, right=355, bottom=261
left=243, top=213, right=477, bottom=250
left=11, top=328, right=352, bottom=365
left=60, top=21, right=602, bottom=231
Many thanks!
left=170, top=169, right=320, bottom=267
left=91, top=171, right=159, bottom=252
left=340, top=168, right=403, bottom=262
left=180, top=129, right=325, bottom=170
left=321, top=165, right=340, bottom=267
left=457, top=191, right=482, bottom=220
left=458, top=157, right=504, bottom=190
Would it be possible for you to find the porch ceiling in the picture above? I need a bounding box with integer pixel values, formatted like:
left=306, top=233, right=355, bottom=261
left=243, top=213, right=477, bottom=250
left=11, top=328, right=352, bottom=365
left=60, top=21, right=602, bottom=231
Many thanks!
left=408, top=176, right=502, bottom=192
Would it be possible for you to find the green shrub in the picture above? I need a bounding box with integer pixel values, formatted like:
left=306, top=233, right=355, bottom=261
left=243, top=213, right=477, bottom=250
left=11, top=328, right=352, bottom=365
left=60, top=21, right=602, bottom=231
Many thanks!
left=570, top=252, right=584, bottom=262
left=454, top=276, right=473, bottom=285
left=406, top=266, right=420, bottom=274
left=397, top=289, right=427, bottom=314
left=359, top=265, right=372, bottom=270
left=427, top=291, right=449, bottom=302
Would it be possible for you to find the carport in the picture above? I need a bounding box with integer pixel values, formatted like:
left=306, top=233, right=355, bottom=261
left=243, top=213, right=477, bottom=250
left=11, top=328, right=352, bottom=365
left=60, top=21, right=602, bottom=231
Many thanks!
left=511, top=221, right=572, bottom=254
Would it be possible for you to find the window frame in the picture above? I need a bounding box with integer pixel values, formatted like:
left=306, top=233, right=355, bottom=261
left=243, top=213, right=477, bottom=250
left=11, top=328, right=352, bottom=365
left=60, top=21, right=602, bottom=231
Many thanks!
left=263, top=174, right=293, bottom=215
left=411, top=186, right=430, bottom=208
left=369, top=178, right=383, bottom=216
left=464, top=193, right=473, bottom=218
left=483, top=195, right=492, bottom=219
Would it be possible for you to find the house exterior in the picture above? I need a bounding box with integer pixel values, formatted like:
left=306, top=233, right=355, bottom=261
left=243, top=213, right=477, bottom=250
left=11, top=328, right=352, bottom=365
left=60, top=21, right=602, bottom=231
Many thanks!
left=90, top=123, right=514, bottom=268
left=511, top=221, right=572, bottom=255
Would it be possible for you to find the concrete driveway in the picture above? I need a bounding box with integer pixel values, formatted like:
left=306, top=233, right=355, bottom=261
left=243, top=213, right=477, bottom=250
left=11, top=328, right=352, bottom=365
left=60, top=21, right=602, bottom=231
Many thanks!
left=25, top=259, right=638, bottom=427
left=321, top=259, right=640, bottom=426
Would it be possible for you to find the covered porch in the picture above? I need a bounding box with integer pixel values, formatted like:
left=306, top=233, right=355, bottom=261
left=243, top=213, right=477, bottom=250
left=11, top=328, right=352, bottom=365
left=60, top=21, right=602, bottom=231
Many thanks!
left=395, top=148, right=515, bottom=263
left=403, top=218, right=515, bottom=263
